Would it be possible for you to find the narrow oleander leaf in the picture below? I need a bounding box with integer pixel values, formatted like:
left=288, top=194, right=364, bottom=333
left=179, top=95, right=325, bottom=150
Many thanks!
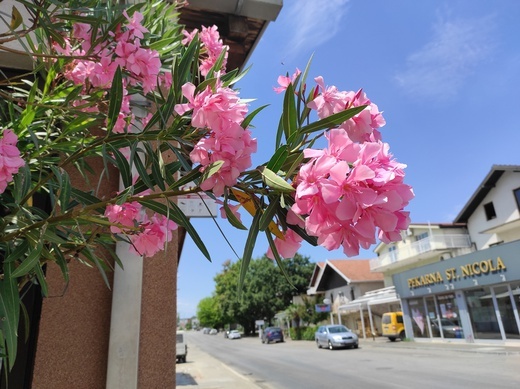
left=300, top=105, right=367, bottom=134
left=241, top=104, right=268, bottom=129
left=106, top=67, right=123, bottom=132
left=266, top=145, right=288, bottom=174
left=265, top=230, right=296, bottom=289
left=107, top=144, right=132, bottom=189
left=11, top=242, right=43, bottom=278
left=200, top=160, right=224, bottom=183
left=238, top=210, right=261, bottom=296
left=282, top=82, right=298, bottom=142
left=258, top=195, right=280, bottom=232
left=222, top=193, right=247, bottom=231
left=259, top=167, right=295, bottom=193
left=0, top=262, right=19, bottom=370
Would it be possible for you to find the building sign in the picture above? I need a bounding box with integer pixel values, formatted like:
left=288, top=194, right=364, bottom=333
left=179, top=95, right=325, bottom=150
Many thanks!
left=315, top=304, right=331, bottom=313
left=392, top=240, right=520, bottom=299
left=176, top=182, right=217, bottom=217
left=407, top=257, right=506, bottom=289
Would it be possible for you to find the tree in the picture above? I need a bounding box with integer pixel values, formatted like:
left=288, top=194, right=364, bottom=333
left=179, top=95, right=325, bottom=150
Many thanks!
left=213, top=254, right=315, bottom=335
left=196, top=296, right=225, bottom=329
left=0, top=0, right=413, bottom=369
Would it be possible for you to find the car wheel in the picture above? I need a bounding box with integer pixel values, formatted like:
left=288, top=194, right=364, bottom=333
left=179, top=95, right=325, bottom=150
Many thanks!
left=328, top=341, right=334, bottom=350
left=389, top=337, right=396, bottom=342
left=399, top=331, right=406, bottom=341
left=353, top=343, right=359, bottom=349
left=316, top=339, right=321, bottom=349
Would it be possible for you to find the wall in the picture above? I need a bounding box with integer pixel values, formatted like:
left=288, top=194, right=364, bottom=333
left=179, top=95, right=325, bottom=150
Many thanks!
left=467, top=171, right=520, bottom=250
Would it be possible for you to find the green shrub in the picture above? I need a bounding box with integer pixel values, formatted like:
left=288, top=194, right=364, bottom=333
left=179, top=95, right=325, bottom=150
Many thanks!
left=289, top=326, right=318, bottom=341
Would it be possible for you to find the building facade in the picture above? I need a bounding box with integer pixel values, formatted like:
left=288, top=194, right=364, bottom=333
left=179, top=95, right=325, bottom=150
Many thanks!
left=307, top=259, right=385, bottom=337
left=391, top=165, right=520, bottom=344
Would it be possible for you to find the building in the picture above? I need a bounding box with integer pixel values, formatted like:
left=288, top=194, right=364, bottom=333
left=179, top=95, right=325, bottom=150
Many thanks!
left=389, top=165, right=520, bottom=344
left=0, top=1, right=282, bottom=388
left=307, top=259, right=385, bottom=337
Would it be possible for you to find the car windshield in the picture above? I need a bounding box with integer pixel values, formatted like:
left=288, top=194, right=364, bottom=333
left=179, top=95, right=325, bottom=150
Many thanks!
left=328, top=326, right=349, bottom=334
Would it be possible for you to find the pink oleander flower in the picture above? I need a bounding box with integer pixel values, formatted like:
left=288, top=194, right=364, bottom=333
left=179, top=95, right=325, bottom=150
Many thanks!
left=216, top=200, right=243, bottom=222
left=273, top=68, right=301, bottom=93
left=181, top=28, right=199, bottom=46
left=175, top=81, right=248, bottom=131
left=308, top=77, right=386, bottom=143
left=199, top=25, right=228, bottom=76
left=0, top=129, right=25, bottom=194
left=123, top=11, right=148, bottom=40
left=291, top=126, right=413, bottom=257
left=104, top=201, right=143, bottom=233
left=129, top=214, right=178, bottom=257
left=267, top=229, right=303, bottom=259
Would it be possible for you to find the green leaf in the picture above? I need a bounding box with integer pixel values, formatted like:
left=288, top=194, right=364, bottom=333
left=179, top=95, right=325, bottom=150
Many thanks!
left=200, top=160, right=224, bottom=183
left=34, top=263, right=49, bottom=297
left=258, top=195, right=280, bottom=232
left=133, top=151, right=155, bottom=190
left=300, top=105, right=367, bottom=134
left=260, top=167, right=295, bottom=193
left=177, top=35, right=199, bottom=84
left=10, top=6, right=23, bottom=30
left=106, top=67, right=123, bottom=132
left=282, top=82, right=298, bottom=143
left=107, top=144, right=132, bottom=189
left=241, top=104, right=268, bottom=129
left=0, top=261, right=19, bottom=370
left=265, top=230, right=296, bottom=289
left=222, top=193, right=247, bottom=231
left=238, top=210, right=261, bottom=296
left=4, top=240, right=29, bottom=263
left=266, top=145, right=288, bottom=174
left=11, top=242, right=43, bottom=278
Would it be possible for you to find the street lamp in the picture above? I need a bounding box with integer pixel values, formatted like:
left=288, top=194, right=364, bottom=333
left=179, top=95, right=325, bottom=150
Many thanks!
left=323, top=298, right=333, bottom=325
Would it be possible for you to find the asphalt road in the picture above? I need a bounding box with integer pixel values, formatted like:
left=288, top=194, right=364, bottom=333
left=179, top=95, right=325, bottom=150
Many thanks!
left=186, top=331, right=520, bottom=389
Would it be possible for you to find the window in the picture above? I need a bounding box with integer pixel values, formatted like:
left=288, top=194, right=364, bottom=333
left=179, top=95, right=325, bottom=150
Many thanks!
left=416, top=232, right=428, bottom=241
left=484, top=202, right=496, bottom=220
left=514, top=187, right=520, bottom=210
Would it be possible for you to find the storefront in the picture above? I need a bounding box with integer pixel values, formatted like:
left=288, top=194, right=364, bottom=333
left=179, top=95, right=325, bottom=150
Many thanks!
left=392, top=240, right=520, bottom=344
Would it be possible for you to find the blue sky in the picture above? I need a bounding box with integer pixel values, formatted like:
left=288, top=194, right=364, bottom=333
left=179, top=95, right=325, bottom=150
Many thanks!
left=177, top=0, right=520, bottom=318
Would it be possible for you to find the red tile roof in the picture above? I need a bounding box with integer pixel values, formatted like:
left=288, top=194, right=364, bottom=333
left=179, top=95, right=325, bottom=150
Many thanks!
left=327, top=259, right=383, bottom=282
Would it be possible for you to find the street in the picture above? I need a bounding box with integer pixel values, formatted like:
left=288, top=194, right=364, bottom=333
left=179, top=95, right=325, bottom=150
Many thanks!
left=185, top=331, right=520, bottom=389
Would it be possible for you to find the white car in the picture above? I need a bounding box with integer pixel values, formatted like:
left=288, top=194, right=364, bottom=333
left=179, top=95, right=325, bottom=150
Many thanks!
left=228, top=330, right=241, bottom=339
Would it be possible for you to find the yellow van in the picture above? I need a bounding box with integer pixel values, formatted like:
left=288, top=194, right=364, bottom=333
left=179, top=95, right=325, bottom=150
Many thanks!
left=382, top=312, right=405, bottom=341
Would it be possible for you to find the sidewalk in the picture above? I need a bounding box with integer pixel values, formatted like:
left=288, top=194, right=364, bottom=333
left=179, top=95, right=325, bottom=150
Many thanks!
left=175, top=336, right=520, bottom=388
left=176, top=341, right=265, bottom=389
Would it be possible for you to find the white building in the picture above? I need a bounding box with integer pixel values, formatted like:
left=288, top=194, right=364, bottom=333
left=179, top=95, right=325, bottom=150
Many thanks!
left=390, top=165, right=520, bottom=344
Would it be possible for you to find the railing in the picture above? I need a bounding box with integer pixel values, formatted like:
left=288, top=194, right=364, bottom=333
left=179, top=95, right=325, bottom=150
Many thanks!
left=370, top=234, right=473, bottom=271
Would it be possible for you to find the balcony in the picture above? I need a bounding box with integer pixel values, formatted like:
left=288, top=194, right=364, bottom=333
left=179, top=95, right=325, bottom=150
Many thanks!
left=370, top=234, right=474, bottom=272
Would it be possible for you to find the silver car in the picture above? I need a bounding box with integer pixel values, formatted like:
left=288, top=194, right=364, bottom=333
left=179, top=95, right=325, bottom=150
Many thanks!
left=315, top=325, right=359, bottom=350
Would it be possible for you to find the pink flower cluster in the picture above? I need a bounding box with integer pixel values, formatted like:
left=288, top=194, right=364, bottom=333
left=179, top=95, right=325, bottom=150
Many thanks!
left=269, top=77, right=413, bottom=259
left=61, top=11, right=161, bottom=94
left=0, top=130, right=25, bottom=194
left=182, top=25, right=228, bottom=77
left=308, top=76, right=386, bottom=143
left=175, top=80, right=256, bottom=197
left=104, top=198, right=178, bottom=258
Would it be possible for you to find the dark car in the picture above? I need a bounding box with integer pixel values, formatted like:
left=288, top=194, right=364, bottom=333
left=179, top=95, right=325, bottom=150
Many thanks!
left=261, top=326, right=284, bottom=344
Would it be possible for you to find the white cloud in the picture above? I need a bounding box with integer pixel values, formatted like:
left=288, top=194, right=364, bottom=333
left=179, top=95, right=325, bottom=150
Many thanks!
left=282, top=0, right=350, bottom=58
left=395, top=14, right=496, bottom=100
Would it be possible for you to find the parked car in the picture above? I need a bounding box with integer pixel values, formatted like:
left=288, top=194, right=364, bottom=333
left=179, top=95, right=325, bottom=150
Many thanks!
left=228, top=330, right=241, bottom=339
left=431, top=318, right=463, bottom=338
left=261, top=327, right=284, bottom=344
left=382, top=311, right=405, bottom=341
left=315, top=325, right=359, bottom=350
left=209, top=328, right=218, bottom=335
left=176, top=331, right=188, bottom=363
